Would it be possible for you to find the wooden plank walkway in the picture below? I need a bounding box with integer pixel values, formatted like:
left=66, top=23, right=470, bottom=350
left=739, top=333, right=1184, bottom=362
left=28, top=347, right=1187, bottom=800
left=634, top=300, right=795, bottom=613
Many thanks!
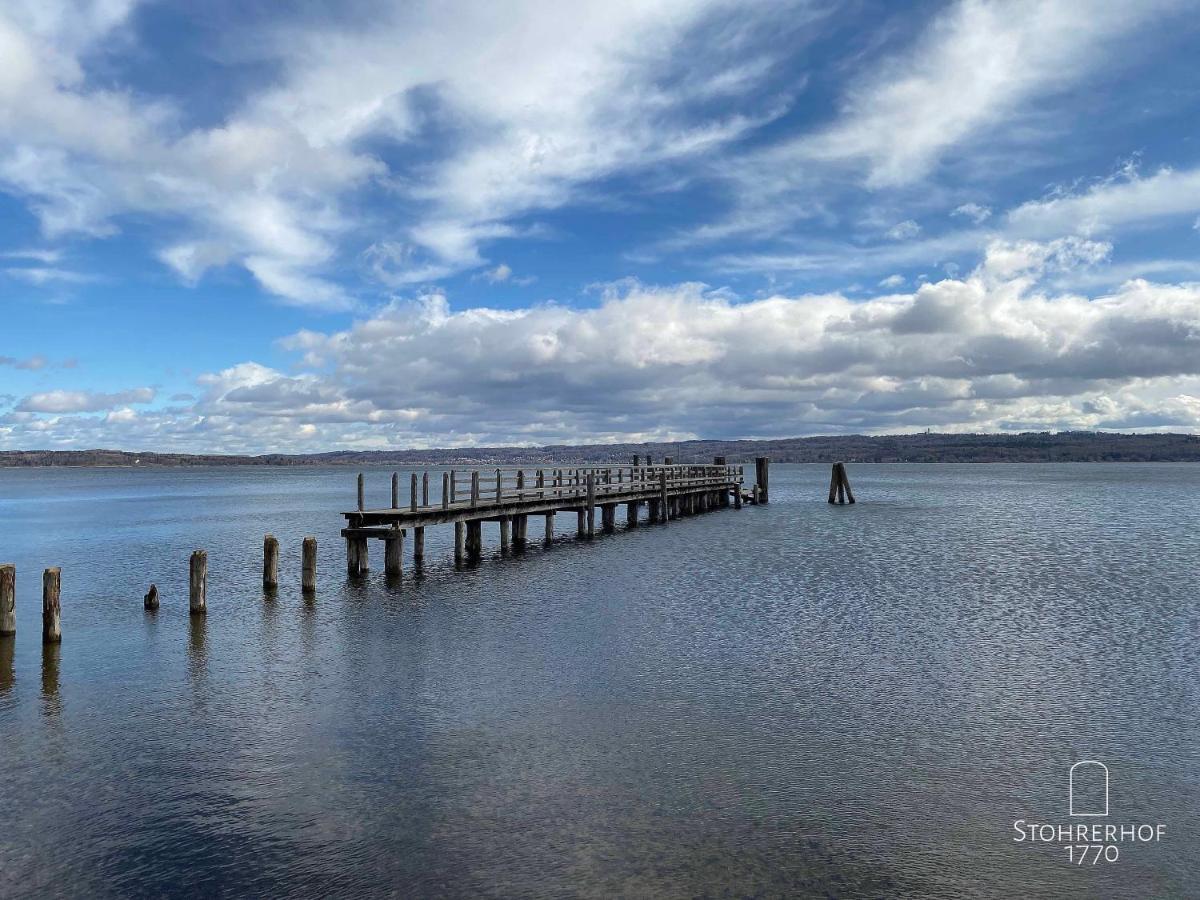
left=341, top=459, right=766, bottom=575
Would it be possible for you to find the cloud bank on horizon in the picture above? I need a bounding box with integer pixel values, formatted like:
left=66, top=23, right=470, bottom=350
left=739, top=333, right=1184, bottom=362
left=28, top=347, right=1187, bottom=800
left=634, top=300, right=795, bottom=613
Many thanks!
left=3, top=0, right=1200, bottom=451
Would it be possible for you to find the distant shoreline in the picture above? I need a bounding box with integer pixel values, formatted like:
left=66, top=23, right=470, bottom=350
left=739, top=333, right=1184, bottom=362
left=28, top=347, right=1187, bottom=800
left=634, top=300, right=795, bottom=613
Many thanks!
left=4, top=431, right=1200, bottom=466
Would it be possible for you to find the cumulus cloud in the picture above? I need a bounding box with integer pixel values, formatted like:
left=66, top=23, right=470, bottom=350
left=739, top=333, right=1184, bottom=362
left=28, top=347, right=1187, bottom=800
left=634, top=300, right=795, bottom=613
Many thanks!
left=878, top=274, right=905, bottom=288
left=885, top=220, right=921, bottom=240
left=953, top=202, right=992, bottom=224
left=16, top=386, right=155, bottom=413
left=9, top=238, right=1200, bottom=451
left=0, top=354, right=47, bottom=370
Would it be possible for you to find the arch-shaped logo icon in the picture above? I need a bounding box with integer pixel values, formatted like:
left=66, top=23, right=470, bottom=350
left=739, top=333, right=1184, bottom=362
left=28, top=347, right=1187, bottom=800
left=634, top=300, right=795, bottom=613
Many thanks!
left=1069, top=761, right=1109, bottom=817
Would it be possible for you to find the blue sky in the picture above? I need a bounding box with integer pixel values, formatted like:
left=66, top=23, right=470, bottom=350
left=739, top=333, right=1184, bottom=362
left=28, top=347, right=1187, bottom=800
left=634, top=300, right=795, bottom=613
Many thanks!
left=3, top=0, right=1200, bottom=452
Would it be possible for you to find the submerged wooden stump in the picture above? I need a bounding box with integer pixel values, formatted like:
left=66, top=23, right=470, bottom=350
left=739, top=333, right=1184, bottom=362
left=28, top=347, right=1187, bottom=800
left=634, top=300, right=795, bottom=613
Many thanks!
left=385, top=527, right=404, bottom=578
left=144, top=583, right=159, bottom=610
left=43, top=567, right=61, bottom=642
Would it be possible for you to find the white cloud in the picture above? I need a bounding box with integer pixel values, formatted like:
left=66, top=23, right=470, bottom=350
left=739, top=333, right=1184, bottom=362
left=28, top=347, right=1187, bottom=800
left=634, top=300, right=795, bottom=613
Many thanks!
left=879, top=274, right=905, bottom=288
left=953, top=202, right=992, bottom=224
left=886, top=220, right=921, bottom=240
left=16, top=386, right=155, bottom=413
left=1008, top=165, right=1200, bottom=237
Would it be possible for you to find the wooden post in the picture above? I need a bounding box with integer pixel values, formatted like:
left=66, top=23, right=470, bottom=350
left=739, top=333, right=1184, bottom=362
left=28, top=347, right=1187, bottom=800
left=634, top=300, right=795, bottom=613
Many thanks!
left=42, top=567, right=61, bottom=643
left=626, top=501, right=638, bottom=527
left=496, top=468, right=503, bottom=501
left=659, top=470, right=668, bottom=523
left=648, top=498, right=660, bottom=521
left=391, top=472, right=399, bottom=508
left=263, top=534, right=279, bottom=589
left=188, top=551, right=206, bottom=616
left=827, top=464, right=839, bottom=504
left=413, top=527, right=425, bottom=562
left=442, top=472, right=450, bottom=509
left=466, top=520, right=482, bottom=559
left=544, top=511, right=554, bottom=542
left=302, top=537, right=317, bottom=593
left=385, top=527, right=404, bottom=578
left=357, top=473, right=365, bottom=511
left=454, top=521, right=465, bottom=564
left=422, top=472, right=430, bottom=507
left=633, top=454, right=640, bottom=467
left=0, top=564, right=13, bottom=636
left=500, top=516, right=511, bottom=553
left=830, top=461, right=856, bottom=505
left=346, top=535, right=368, bottom=576
left=576, top=509, right=586, bottom=537
left=601, top=504, right=616, bottom=533
left=755, top=457, right=770, bottom=503
left=713, top=456, right=726, bottom=465
left=144, top=584, right=159, bottom=610
left=411, top=473, right=418, bottom=511
left=841, top=462, right=856, bottom=504
left=471, top=471, right=480, bottom=507
left=664, top=456, right=674, bottom=465
left=734, top=481, right=743, bottom=509
left=513, top=515, right=527, bottom=548
left=450, top=470, right=457, bottom=503
left=586, top=473, right=596, bottom=537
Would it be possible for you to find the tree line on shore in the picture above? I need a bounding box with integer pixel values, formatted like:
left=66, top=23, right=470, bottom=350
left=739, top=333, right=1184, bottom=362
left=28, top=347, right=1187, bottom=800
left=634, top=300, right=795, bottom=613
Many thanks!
left=4, top=431, right=1200, bottom=467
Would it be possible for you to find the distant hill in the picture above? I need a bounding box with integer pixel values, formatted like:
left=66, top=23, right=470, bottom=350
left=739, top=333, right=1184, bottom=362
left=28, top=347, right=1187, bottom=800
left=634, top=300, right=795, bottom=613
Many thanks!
left=4, top=432, right=1200, bottom=466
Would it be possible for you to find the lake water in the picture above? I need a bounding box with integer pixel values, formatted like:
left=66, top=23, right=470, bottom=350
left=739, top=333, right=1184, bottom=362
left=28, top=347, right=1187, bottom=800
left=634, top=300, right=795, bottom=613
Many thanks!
left=0, top=463, right=1196, bottom=898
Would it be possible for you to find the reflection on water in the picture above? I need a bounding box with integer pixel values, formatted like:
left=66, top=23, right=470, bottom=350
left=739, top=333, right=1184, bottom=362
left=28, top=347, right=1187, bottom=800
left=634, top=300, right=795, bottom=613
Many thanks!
left=0, top=463, right=1196, bottom=898
left=40, top=641, right=60, bottom=717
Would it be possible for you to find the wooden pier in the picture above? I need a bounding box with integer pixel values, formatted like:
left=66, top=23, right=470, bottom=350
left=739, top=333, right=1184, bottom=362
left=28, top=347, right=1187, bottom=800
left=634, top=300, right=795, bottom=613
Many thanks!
left=341, top=460, right=763, bottom=574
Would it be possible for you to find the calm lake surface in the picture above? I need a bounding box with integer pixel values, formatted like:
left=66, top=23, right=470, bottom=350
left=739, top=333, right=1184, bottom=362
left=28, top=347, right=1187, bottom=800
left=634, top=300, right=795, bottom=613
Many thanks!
left=0, top=463, right=1196, bottom=898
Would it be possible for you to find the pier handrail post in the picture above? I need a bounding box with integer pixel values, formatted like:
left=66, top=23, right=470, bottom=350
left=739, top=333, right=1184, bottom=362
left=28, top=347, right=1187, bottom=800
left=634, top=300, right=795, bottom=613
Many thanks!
left=357, top=473, right=364, bottom=511
left=659, top=470, right=668, bottom=523
left=422, top=472, right=430, bottom=507
left=442, top=472, right=450, bottom=509
left=450, top=470, right=456, bottom=504
left=517, top=470, right=525, bottom=500
left=410, top=473, right=418, bottom=511
left=495, top=468, right=502, bottom=501
left=471, top=471, right=480, bottom=507
left=391, top=472, right=399, bottom=508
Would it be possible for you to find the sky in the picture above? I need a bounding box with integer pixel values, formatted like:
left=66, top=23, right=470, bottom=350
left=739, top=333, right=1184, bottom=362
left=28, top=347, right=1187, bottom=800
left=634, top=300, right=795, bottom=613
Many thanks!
left=3, top=0, right=1200, bottom=452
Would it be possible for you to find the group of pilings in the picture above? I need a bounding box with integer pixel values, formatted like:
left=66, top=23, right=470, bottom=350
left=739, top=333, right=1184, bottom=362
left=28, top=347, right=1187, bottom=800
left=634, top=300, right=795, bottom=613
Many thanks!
left=342, top=457, right=768, bottom=576
left=827, top=461, right=855, bottom=505
left=0, top=564, right=58, bottom=644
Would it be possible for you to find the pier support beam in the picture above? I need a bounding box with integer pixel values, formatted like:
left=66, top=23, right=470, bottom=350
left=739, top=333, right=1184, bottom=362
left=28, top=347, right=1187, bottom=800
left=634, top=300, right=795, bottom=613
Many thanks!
left=413, top=526, right=425, bottom=563
left=385, top=527, right=404, bottom=578
left=263, top=534, right=279, bottom=589
left=500, top=516, right=511, bottom=554
left=544, top=512, right=555, bottom=542
left=513, top=514, right=528, bottom=549
left=455, top=521, right=465, bottom=564
left=43, top=567, right=61, bottom=642
left=586, top=474, right=596, bottom=537
left=346, top=535, right=369, bottom=576
left=625, top=501, right=638, bottom=527
left=734, top=484, right=742, bottom=509
left=648, top=498, right=660, bottom=522
left=466, top=520, right=483, bottom=560
left=601, top=504, right=616, bottom=533
left=576, top=509, right=586, bottom=537
left=188, top=552, right=206, bottom=616
left=302, top=537, right=317, bottom=594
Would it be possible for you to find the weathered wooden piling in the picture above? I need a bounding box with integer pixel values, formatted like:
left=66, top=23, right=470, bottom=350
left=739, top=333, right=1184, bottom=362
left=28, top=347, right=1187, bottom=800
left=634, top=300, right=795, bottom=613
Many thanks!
left=827, top=462, right=856, bottom=505
left=422, top=472, right=430, bottom=506
left=385, top=526, right=404, bottom=578
left=713, top=456, right=726, bottom=465
left=514, top=514, right=528, bottom=548
left=410, top=473, right=418, bottom=511
left=391, top=472, right=400, bottom=508
left=664, top=456, right=674, bottom=465
left=626, top=501, right=638, bottom=527
left=471, top=471, right=480, bottom=507
left=576, top=509, right=586, bottom=537
left=347, top=535, right=368, bottom=576
left=263, top=534, right=279, bottom=589
left=500, top=516, right=511, bottom=553
left=302, top=537, right=317, bottom=593
left=633, top=454, right=640, bottom=466
left=144, top=583, right=159, bottom=610
left=189, top=551, right=207, bottom=615
left=544, top=512, right=554, bottom=542
left=413, top=527, right=425, bottom=563
left=466, top=520, right=482, bottom=559
left=357, top=473, right=365, bottom=511
left=601, top=504, right=616, bottom=533
left=755, top=457, right=770, bottom=503
left=442, top=472, right=450, bottom=509
left=0, top=564, right=14, bottom=636
left=659, top=471, right=669, bottom=523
